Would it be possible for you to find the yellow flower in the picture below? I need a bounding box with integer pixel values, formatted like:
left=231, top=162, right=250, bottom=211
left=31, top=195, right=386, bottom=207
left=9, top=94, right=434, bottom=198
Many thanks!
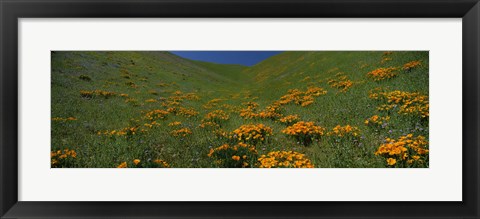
left=168, top=121, right=182, bottom=126
left=258, top=151, right=314, bottom=168
left=366, top=67, right=399, bottom=81
left=328, top=125, right=360, bottom=137
left=403, top=60, right=421, bottom=71
left=153, top=159, right=170, bottom=168
left=231, top=124, right=273, bottom=143
left=279, top=115, right=299, bottom=124
left=369, top=90, right=429, bottom=118
left=208, top=143, right=257, bottom=168
left=327, top=73, right=353, bottom=92
left=205, top=110, right=230, bottom=121
left=117, top=162, right=127, bottom=168
left=170, top=128, right=192, bottom=137
left=386, top=158, right=396, bottom=166
left=133, top=159, right=141, bottom=165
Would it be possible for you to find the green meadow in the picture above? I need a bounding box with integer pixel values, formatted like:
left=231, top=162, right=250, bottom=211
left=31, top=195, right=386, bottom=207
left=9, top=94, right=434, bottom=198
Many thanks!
left=51, top=51, right=429, bottom=168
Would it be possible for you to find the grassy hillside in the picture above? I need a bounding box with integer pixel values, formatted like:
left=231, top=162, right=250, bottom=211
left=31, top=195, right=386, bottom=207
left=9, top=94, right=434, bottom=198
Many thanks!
left=51, top=51, right=429, bottom=168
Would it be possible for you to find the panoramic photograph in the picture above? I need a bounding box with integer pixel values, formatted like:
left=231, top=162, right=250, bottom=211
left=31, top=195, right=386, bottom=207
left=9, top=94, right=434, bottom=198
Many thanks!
left=51, top=51, right=429, bottom=168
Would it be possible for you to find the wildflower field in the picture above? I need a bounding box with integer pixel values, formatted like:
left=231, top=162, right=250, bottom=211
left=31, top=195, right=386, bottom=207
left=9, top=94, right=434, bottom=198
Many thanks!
left=51, top=51, right=429, bottom=168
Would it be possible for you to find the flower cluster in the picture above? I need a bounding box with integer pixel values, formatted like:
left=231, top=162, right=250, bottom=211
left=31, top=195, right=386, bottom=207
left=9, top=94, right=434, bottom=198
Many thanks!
left=97, top=126, right=140, bottom=138
left=243, top=101, right=259, bottom=109
left=277, top=89, right=319, bottom=106
left=231, top=124, right=273, bottom=144
left=370, top=90, right=429, bottom=118
left=199, top=121, right=220, bottom=129
left=170, top=128, right=192, bottom=137
left=375, top=134, right=429, bottom=167
left=145, top=99, right=157, bottom=103
left=161, top=100, right=181, bottom=107
left=117, top=159, right=170, bottom=168
left=160, top=91, right=199, bottom=107
left=80, top=90, right=116, bottom=98
left=203, top=98, right=223, bottom=109
left=219, top=104, right=240, bottom=113
left=368, top=87, right=384, bottom=99
left=208, top=142, right=258, bottom=168
left=305, top=87, right=327, bottom=97
left=153, top=159, right=170, bottom=168
left=367, top=67, right=399, bottom=81
left=117, top=162, right=128, bottom=168
left=282, top=121, right=325, bottom=145
left=167, top=107, right=199, bottom=118
left=168, top=121, right=182, bottom=126
left=279, top=115, right=300, bottom=125
left=381, top=57, right=392, bottom=64
left=133, top=159, right=141, bottom=166
left=204, top=110, right=230, bottom=122
left=327, top=73, right=353, bottom=92
left=257, top=104, right=284, bottom=119
left=240, top=103, right=282, bottom=119
left=169, top=90, right=200, bottom=102
left=258, top=151, right=314, bottom=168
left=145, top=109, right=169, bottom=120
left=403, top=60, right=421, bottom=71
left=51, top=148, right=77, bottom=167
left=52, top=117, right=77, bottom=122
left=213, top=129, right=229, bottom=139
left=124, top=98, right=139, bottom=106
left=328, top=125, right=360, bottom=138
left=143, top=121, right=160, bottom=129
left=364, top=115, right=390, bottom=128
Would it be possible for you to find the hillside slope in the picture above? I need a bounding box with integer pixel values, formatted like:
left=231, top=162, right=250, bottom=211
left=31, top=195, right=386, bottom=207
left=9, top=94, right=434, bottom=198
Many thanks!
left=51, top=51, right=429, bottom=168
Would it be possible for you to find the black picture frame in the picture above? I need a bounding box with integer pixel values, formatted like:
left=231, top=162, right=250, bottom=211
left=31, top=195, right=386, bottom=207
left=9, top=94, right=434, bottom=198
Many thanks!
left=1, top=0, right=479, bottom=218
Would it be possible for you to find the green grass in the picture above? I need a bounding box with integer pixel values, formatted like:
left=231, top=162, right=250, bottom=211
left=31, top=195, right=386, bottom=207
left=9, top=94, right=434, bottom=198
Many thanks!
left=51, top=51, right=429, bottom=168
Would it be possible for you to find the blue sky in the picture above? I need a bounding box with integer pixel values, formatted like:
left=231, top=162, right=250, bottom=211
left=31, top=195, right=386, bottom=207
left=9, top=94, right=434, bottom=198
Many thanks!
left=170, top=51, right=283, bottom=66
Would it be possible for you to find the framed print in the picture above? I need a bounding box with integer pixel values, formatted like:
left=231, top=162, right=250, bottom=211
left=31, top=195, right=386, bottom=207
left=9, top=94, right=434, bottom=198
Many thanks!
left=1, top=0, right=479, bottom=218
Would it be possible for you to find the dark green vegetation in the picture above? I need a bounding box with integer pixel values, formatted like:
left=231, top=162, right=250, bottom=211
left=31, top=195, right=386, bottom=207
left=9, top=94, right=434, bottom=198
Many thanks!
left=51, top=51, right=429, bottom=168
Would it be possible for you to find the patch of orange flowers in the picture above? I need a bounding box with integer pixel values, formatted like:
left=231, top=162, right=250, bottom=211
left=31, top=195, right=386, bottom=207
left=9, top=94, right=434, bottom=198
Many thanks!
left=51, top=148, right=77, bottom=167
left=145, top=109, right=169, bottom=120
left=279, top=115, right=300, bottom=125
left=231, top=124, right=273, bottom=144
left=170, top=128, right=192, bottom=137
left=97, top=126, right=140, bottom=137
left=371, top=90, right=429, bottom=118
left=367, top=67, right=399, bottom=81
left=327, top=73, right=353, bottom=92
left=282, top=121, right=325, bottom=145
left=168, top=107, right=199, bottom=118
left=258, top=151, right=314, bottom=168
left=375, top=134, right=429, bottom=167
left=328, top=125, right=360, bottom=138
left=364, top=115, right=390, bottom=127
left=52, top=117, right=77, bottom=122
left=205, top=109, right=230, bottom=122
left=208, top=142, right=258, bottom=168
left=403, top=60, right=421, bottom=71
